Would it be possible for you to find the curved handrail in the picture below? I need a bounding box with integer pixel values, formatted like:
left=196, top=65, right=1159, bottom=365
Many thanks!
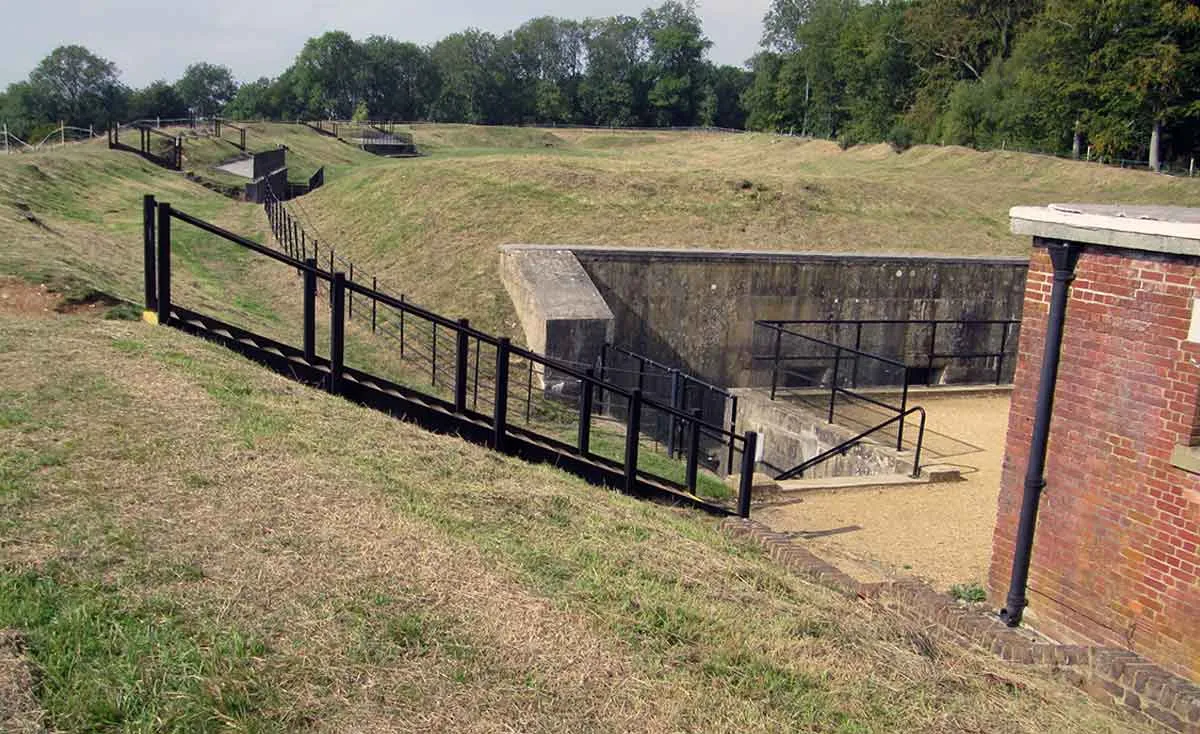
left=776, top=406, right=927, bottom=481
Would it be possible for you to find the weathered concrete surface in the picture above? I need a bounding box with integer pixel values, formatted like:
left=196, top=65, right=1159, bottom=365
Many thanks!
left=216, top=155, right=254, bottom=179
left=731, top=388, right=909, bottom=480
left=499, top=246, right=614, bottom=373
left=1011, top=203, right=1200, bottom=258
left=563, top=247, right=1027, bottom=387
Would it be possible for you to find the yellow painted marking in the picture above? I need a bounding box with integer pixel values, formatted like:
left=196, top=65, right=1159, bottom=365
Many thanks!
left=142, top=311, right=159, bottom=325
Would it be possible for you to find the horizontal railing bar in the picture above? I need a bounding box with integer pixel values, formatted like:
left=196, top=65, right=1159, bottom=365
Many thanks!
left=764, top=325, right=909, bottom=368
left=777, top=406, right=926, bottom=481
left=171, top=208, right=331, bottom=279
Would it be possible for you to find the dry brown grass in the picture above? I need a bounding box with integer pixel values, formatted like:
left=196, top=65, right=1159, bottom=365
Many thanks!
left=294, top=126, right=1200, bottom=334
left=0, top=311, right=1156, bottom=732
left=0, top=631, right=44, bottom=734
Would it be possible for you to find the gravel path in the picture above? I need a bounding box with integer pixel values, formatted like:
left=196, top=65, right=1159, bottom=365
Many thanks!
left=757, top=394, right=1011, bottom=593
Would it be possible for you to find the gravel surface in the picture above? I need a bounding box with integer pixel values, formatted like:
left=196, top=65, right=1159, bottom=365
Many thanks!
left=757, top=394, right=1011, bottom=594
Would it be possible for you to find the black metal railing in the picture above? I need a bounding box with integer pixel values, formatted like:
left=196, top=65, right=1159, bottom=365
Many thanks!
left=108, top=123, right=181, bottom=170
left=760, top=318, right=1020, bottom=388
left=597, top=344, right=739, bottom=472
left=213, top=118, right=247, bottom=150
left=776, top=407, right=927, bottom=481
left=146, top=194, right=760, bottom=514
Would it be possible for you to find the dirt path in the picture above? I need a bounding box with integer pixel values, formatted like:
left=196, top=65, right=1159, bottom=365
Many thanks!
left=758, top=394, right=1011, bottom=593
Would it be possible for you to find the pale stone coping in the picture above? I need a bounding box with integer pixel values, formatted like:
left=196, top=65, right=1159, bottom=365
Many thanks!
left=1169, top=444, right=1200, bottom=475
left=1011, top=204, right=1200, bottom=258
left=498, top=244, right=1028, bottom=266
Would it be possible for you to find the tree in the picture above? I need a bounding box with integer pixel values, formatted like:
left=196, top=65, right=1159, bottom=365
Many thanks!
left=580, top=16, right=649, bottom=126
left=129, top=80, right=189, bottom=121
left=27, top=45, right=125, bottom=127
left=175, top=62, right=237, bottom=117
left=361, top=36, right=439, bottom=121
left=429, top=30, right=500, bottom=123
left=291, top=31, right=367, bottom=118
left=707, top=64, right=752, bottom=128
left=511, top=17, right=585, bottom=122
left=642, top=1, right=713, bottom=125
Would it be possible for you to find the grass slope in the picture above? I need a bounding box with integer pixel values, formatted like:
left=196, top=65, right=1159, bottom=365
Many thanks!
left=0, top=133, right=1167, bottom=730
left=294, top=126, right=1200, bottom=333
left=0, top=309, right=1152, bottom=732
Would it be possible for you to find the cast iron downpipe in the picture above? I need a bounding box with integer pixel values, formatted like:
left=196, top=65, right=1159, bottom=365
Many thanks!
left=1000, top=240, right=1080, bottom=627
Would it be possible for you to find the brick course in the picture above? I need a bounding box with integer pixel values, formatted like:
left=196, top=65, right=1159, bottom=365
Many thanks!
left=989, top=242, right=1200, bottom=684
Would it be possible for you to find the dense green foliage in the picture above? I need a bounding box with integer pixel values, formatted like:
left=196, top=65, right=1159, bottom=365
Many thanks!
left=749, top=0, right=1200, bottom=165
left=2, top=0, right=1196, bottom=163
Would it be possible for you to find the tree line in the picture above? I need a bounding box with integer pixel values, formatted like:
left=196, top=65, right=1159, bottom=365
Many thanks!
left=748, top=0, right=1199, bottom=167
left=2, top=0, right=1196, bottom=165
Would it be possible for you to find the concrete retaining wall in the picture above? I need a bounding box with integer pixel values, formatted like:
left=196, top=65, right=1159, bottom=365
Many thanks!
left=565, top=247, right=1027, bottom=387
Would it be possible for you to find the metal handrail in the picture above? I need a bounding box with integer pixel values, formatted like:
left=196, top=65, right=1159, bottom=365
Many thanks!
left=777, top=406, right=927, bottom=481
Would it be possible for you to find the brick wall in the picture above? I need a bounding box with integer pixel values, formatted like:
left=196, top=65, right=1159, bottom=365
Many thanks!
left=990, top=241, right=1200, bottom=683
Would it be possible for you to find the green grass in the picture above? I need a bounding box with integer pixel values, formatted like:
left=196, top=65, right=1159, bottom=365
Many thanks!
left=950, top=582, right=989, bottom=603
left=0, top=570, right=284, bottom=732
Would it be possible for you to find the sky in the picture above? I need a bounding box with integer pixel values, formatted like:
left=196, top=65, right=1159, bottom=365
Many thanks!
left=0, top=0, right=773, bottom=88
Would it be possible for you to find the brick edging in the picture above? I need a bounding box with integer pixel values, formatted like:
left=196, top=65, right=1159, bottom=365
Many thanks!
left=721, top=518, right=1200, bottom=733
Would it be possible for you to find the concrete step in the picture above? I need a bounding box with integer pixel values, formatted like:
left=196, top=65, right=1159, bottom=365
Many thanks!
left=773, top=464, right=962, bottom=495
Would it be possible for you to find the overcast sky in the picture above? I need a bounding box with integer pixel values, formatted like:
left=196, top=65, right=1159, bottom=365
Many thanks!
left=1, top=0, right=772, bottom=88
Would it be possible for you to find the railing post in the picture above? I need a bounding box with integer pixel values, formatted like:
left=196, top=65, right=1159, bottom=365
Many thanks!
left=828, top=346, right=840, bottom=423
left=454, top=319, right=470, bottom=413
left=431, top=323, right=438, bottom=386
left=686, top=408, right=702, bottom=493
left=927, top=321, right=937, bottom=386
left=770, top=326, right=782, bottom=400
left=597, top=344, right=608, bottom=416
left=143, top=194, right=156, bottom=311
left=853, top=321, right=863, bottom=388
left=578, top=368, right=595, bottom=455
left=727, top=395, right=738, bottom=474
left=623, top=390, right=643, bottom=493
left=738, top=431, right=758, bottom=518
left=897, top=367, right=909, bottom=450
left=371, top=277, right=377, bottom=333
left=303, top=259, right=316, bottom=362
left=156, top=202, right=171, bottom=325
left=996, top=322, right=1010, bottom=385
left=667, top=369, right=680, bottom=458
left=399, top=295, right=405, bottom=357
left=910, top=409, right=926, bottom=478
left=348, top=262, right=354, bottom=318
left=493, top=338, right=510, bottom=450
left=329, top=273, right=346, bottom=394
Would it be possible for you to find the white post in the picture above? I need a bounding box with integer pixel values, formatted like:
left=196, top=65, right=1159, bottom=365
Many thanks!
left=1191, top=157, right=1195, bottom=177
left=156, top=116, right=161, bottom=128
left=89, top=124, right=93, bottom=138
left=1086, top=145, right=1092, bottom=162
left=60, top=122, right=65, bottom=146
left=2, top=123, right=7, bottom=155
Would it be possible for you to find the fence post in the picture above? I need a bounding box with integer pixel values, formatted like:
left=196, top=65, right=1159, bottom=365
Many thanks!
left=853, top=322, right=863, bottom=388
left=348, top=263, right=354, bottom=318
left=60, top=122, right=64, bottom=146
left=371, top=277, right=377, bottom=333
left=578, top=368, right=594, bottom=455
left=667, top=369, right=680, bottom=458
left=623, top=390, right=643, bottom=494
left=328, top=248, right=335, bottom=304
left=329, top=273, right=346, bottom=394
left=143, top=195, right=157, bottom=311
left=727, top=395, right=738, bottom=474
left=597, top=344, right=608, bottom=416
left=686, top=408, right=702, bottom=493
left=996, top=322, right=1010, bottom=385
left=738, top=432, right=758, bottom=518
left=454, top=319, right=470, bottom=413
left=399, top=295, right=405, bottom=357
left=897, top=368, right=909, bottom=450
left=303, top=259, right=316, bottom=362
left=1191, top=157, right=1195, bottom=177
left=927, top=322, right=937, bottom=385
left=156, top=202, right=172, bottom=325
left=770, top=326, right=782, bottom=400
left=828, top=346, right=840, bottom=423
left=493, top=338, right=510, bottom=450
left=431, top=323, right=438, bottom=386
left=3, top=123, right=8, bottom=155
